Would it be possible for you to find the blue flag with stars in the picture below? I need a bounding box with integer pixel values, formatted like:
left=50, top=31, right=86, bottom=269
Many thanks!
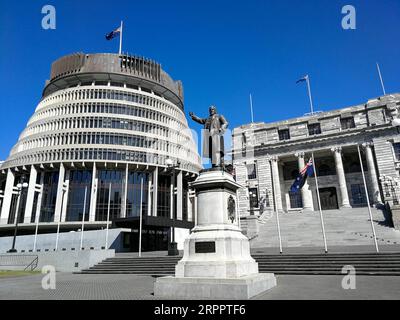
left=290, top=158, right=314, bottom=193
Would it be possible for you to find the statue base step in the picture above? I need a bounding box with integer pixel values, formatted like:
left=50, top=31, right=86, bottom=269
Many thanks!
left=154, top=273, right=277, bottom=300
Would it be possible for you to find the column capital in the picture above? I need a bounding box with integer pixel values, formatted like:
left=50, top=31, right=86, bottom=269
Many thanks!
left=267, top=155, right=279, bottom=162
left=331, top=146, right=342, bottom=154
left=294, top=152, right=305, bottom=159
left=361, top=142, right=374, bottom=149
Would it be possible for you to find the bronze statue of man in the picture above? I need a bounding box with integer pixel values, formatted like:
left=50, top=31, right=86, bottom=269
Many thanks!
left=189, top=105, right=228, bottom=168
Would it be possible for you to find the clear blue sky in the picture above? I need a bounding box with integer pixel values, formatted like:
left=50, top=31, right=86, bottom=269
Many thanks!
left=0, top=0, right=399, bottom=160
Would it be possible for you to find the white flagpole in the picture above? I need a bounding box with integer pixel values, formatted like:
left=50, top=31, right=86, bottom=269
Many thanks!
left=376, top=63, right=386, bottom=96
left=269, top=159, right=283, bottom=254
left=80, top=186, right=88, bottom=250
left=311, top=152, right=328, bottom=253
left=105, top=182, right=111, bottom=249
left=357, top=145, right=379, bottom=253
left=119, top=21, right=123, bottom=55
left=55, top=188, right=65, bottom=251
left=250, top=94, right=254, bottom=123
left=305, top=75, right=315, bottom=115
left=139, top=177, right=144, bottom=257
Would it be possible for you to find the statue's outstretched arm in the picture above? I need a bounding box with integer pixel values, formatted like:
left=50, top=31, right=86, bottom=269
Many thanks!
left=189, top=112, right=206, bottom=125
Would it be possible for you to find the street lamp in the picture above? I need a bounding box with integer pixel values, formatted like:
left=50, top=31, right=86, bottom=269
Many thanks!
left=8, top=175, right=28, bottom=253
left=166, top=158, right=180, bottom=256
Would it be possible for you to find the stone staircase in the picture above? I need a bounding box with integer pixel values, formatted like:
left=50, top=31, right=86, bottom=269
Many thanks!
left=78, top=252, right=400, bottom=276
left=250, top=207, right=400, bottom=249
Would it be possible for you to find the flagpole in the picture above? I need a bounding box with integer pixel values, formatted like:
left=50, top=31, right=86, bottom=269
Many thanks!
left=306, top=76, right=314, bottom=115
left=139, top=177, right=144, bottom=257
left=119, top=21, right=123, bottom=55
left=250, top=94, right=254, bottom=123
left=357, top=144, right=379, bottom=253
left=376, top=62, right=386, bottom=96
left=269, top=158, right=283, bottom=254
left=311, top=152, right=328, bottom=253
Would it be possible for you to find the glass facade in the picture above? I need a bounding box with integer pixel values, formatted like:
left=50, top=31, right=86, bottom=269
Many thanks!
left=66, top=170, right=92, bottom=222
left=96, top=170, right=124, bottom=221
left=126, top=172, right=149, bottom=218
left=40, top=172, right=59, bottom=222
left=157, top=174, right=172, bottom=218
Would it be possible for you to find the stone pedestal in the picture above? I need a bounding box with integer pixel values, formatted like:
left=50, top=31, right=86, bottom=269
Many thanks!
left=391, top=205, right=400, bottom=231
left=154, top=169, right=276, bottom=300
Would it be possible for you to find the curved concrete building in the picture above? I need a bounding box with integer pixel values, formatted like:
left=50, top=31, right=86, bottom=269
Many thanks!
left=0, top=53, right=202, bottom=252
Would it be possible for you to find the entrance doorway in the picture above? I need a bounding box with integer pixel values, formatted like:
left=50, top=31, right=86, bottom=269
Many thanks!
left=318, top=187, right=339, bottom=210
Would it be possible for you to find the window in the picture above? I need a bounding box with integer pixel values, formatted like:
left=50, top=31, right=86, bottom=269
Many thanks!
left=351, top=184, right=367, bottom=206
left=393, top=143, right=400, bottom=161
left=289, top=191, right=303, bottom=209
left=248, top=188, right=259, bottom=212
left=278, top=129, right=290, bottom=141
left=308, top=123, right=321, bottom=136
left=246, top=163, right=257, bottom=180
left=341, top=117, right=355, bottom=130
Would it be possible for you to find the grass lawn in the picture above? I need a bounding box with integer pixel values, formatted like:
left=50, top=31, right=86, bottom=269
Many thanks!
left=0, top=271, right=41, bottom=278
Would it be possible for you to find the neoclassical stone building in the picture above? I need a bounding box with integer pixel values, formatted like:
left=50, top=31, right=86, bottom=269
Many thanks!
left=232, top=94, right=400, bottom=218
left=0, top=53, right=202, bottom=252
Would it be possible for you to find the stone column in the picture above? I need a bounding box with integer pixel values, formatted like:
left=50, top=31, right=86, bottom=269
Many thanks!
left=363, top=142, right=382, bottom=204
left=89, top=164, right=97, bottom=222
left=24, top=165, right=38, bottom=223
left=54, top=164, right=66, bottom=223
left=187, top=190, right=193, bottom=222
left=0, top=169, right=15, bottom=225
left=177, top=170, right=183, bottom=220
left=61, top=170, right=70, bottom=222
left=295, top=152, right=314, bottom=211
left=270, top=157, right=283, bottom=212
left=152, top=168, right=158, bottom=217
left=331, top=147, right=351, bottom=208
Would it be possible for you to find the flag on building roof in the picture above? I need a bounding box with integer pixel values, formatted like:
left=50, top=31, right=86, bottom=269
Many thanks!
left=290, top=158, right=314, bottom=193
left=105, top=26, right=121, bottom=40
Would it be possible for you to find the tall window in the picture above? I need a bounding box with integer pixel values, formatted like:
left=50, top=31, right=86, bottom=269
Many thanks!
left=393, top=143, right=400, bottom=161
left=66, top=170, right=92, bottom=222
left=278, top=129, right=290, bottom=141
left=351, top=184, right=367, bottom=206
left=96, top=170, right=124, bottom=221
left=248, top=188, right=259, bottom=213
left=308, top=123, right=321, bottom=136
left=289, top=191, right=303, bottom=209
left=341, top=117, right=355, bottom=130
left=247, top=163, right=257, bottom=180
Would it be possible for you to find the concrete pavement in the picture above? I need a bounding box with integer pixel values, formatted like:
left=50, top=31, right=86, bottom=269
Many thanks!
left=0, top=272, right=399, bottom=300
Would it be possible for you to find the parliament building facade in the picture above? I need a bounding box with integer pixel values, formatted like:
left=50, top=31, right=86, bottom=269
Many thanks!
left=232, top=94, right=400, bottom=218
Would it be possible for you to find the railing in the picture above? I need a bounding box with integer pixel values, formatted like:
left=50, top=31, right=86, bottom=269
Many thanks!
left=0, top=255, right=39, bottom=271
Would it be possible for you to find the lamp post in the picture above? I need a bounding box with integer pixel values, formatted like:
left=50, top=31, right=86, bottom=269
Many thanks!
left=8, top=175, right=28, bottom=253
left=166, top=158, right=180, bottom=256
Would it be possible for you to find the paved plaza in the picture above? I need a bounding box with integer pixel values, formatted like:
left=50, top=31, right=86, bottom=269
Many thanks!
left=0, top=272, right=399, bottom=300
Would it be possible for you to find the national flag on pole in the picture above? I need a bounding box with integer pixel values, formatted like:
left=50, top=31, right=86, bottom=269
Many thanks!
left=290, top=158, right=314, bottom=193
left=105, top=26, right=121, bottom=40
left=296, top=75, right=309, bottom=84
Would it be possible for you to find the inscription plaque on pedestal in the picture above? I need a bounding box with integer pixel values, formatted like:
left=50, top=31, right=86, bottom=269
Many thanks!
left=195, top=241, right=216, bottom=253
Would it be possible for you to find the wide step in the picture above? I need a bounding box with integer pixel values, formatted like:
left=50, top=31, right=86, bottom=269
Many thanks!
left=77, top=253, right=400, bottom=276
